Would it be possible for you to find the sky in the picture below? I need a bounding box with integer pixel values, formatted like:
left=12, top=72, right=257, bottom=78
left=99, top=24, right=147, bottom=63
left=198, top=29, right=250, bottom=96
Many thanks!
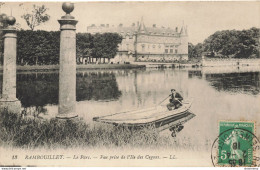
left=0, top=1, right=260, bottom=44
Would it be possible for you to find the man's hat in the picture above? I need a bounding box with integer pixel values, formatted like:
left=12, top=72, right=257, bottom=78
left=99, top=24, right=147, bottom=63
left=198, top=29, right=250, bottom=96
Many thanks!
left=171, top=89, right=176, bottom=92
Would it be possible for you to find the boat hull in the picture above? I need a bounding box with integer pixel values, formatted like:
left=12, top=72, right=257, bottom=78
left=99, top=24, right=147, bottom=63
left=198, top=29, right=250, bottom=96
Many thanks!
left=93, top=100, right=194, bottom=128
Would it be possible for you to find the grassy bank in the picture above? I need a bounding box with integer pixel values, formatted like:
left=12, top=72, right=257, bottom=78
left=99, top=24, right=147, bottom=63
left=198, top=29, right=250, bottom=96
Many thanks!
left=0, top=111, right=202, bottom=150
left=0, top=64, right=145, bottom=72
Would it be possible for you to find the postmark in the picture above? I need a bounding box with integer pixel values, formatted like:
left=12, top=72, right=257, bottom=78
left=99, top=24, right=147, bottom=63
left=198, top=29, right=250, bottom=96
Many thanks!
left=211, top=121, right=260, bottom=167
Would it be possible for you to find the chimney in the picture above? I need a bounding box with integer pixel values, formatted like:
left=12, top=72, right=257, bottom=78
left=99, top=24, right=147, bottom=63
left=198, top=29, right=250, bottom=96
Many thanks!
left=175, top=27, right=178, bottom=32
left=153, top=24, right=156, bottom=28
left=132, top=23, right=135, bottom=27
left=106, top=24, right=109, bottom=27
left=119, top=23, right=123, bottom=27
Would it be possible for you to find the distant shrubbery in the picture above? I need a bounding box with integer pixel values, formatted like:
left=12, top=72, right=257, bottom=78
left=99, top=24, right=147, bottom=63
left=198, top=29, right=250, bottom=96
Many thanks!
left=17, top=30, right=60, bottom=65
left=189, top=27, right=260, bottom=59
left=5, top=30, right=122, bottom=65
left=3, top=27, right=258, bottom=64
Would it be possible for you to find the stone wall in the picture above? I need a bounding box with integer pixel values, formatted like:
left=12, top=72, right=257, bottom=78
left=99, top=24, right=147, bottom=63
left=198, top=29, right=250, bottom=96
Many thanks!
left=111, top=52, right=135, bottom=64
left=136, top=54, right=188, bottom=62
left=202, top=58, right=260, bottom=67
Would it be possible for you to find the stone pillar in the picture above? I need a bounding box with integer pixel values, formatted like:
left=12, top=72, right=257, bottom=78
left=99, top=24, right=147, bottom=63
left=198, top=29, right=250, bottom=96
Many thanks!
left=0, top=16, right=21, bottom=113
left=56, top=2, right=78, bottom=119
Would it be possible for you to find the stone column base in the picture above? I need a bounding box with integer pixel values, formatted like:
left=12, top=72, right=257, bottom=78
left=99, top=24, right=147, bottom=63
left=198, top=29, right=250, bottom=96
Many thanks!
left=0, top=99, right=21, bottom=114
left=56, top=112, right=78, bottom=119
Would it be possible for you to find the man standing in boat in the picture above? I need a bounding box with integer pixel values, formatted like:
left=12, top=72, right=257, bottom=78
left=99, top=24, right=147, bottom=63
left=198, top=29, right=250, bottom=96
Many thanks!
left=167, top=89, right=183, bottom=110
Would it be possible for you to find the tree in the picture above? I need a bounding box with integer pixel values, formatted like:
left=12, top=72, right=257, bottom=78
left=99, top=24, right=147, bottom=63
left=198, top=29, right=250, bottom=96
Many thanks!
left=188, top=42, right=203, bottom=59
left=92, top=33, right=122, bottom=63
left=76, top=33, right=93, bottom=63
left=203, top=28, right=260, bottom=58
left=17, top=30, right=60, bottom=65
left=20, top=4, right=50, bottom=31
left=14, top=30, right=122, bottom=65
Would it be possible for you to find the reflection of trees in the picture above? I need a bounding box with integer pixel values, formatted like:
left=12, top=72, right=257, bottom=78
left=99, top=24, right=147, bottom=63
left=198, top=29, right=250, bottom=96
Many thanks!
left=17, top=73, right=59, bottom=107
left=205, top=72, right=260, bottom=95
left=188, top=71, right=202, bottom=79
left=0, top=71, right=122, bottom=111
left=77, top=72, right=121, bottom=101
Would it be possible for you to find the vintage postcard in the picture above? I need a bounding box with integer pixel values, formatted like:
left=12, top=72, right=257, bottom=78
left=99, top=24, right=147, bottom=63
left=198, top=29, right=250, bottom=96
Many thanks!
left=0, top=1, right=259, bottom=167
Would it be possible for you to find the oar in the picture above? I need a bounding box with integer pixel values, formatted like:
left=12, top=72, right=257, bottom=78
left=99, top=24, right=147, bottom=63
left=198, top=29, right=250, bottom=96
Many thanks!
left=158, top=95, right=170, bottom=105
left=175, top=98, right=183, bottom=105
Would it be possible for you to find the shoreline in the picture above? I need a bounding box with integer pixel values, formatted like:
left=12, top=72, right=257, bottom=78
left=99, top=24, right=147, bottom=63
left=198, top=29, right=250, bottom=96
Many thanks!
left=0, top=60, right=259, bottom=72
left=0, top=64, right=146, bottom=71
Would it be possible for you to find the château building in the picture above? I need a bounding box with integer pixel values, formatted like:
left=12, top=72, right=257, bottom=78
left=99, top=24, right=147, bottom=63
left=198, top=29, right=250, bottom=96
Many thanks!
left=87, top=19, right=188, bottom=63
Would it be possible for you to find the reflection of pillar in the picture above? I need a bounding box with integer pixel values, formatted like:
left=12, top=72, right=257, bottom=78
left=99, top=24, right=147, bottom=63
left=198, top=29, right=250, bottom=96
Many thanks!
left=56, top=2, right=78, bottom=119
left=201, top=53, right=206, bottom=67
left=0, top=16, right=21, bottom=113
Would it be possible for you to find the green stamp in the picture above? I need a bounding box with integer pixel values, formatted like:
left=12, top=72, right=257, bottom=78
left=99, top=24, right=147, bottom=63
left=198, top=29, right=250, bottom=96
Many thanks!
left=211, top=121, right=259, bottom=167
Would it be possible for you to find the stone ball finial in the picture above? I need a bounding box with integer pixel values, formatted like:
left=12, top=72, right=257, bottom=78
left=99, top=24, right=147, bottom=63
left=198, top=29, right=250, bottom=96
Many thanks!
left=7, top=16, right=16, bottom=26
left=0, top=13, right=7, bottom=22
left=62, top=2, right=74, bottom=14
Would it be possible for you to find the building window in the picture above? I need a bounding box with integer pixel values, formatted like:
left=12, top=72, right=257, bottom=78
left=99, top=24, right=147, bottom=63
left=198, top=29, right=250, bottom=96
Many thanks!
left=175, top=49, right=178, bottom=54
left=142, top=44, right=145, bottom=52
left=170, top=49, right=173, bottom=53
left=153, top=45, right=155, bottom=48
left=165, top=49, right=168, bottom=53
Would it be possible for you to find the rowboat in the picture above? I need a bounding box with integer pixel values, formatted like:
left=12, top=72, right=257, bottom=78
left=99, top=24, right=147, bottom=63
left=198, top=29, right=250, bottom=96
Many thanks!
left=93, top=99, right=194, bottom=130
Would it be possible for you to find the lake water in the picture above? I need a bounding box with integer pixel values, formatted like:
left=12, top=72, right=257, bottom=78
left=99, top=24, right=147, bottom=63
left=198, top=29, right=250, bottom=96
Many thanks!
left=0, top=66, right=259, bottom=147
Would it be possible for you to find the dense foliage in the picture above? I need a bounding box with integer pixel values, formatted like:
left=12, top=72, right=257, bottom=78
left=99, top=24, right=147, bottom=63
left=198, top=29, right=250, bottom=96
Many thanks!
left=92, top=33, right=123, bottom=62
left=15, top=30, right=122, bottom=65
left=76, top=33, right=93, bottom=61
left=188, top=43, right=203, bottom=59
left=189, top=27, right=260, bottom=59
left=17, top=30, right=60, bottom=65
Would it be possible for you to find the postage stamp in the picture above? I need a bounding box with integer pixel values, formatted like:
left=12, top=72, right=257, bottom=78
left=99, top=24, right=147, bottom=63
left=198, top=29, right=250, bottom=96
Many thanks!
left=211, top=121, right=260, bottom=167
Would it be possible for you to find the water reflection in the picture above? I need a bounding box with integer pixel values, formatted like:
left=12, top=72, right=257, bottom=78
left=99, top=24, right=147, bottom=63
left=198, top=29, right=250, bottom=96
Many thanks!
left=205, top=72, right=260, bottom=95
left=188, top=68, right=260, bottom=95
left=77, top=71, right=121, bottom=101
left=188, top=70, right=202, bottom=79
left=0, top=71, right=122, bottom=108
left=0, top=67, right=259, bottom=147
left=16, top=73, right=59, bottom=107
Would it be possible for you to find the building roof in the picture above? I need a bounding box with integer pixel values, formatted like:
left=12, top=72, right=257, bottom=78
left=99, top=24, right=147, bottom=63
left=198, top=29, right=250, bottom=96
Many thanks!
left=87, top=19, right=187, bottom=37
